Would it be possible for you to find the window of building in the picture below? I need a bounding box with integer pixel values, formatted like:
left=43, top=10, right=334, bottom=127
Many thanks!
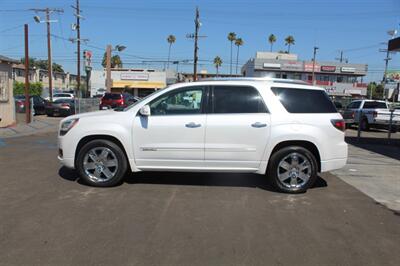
left=212, top=86, right=267, bottom=114
left=271, top=87, right=337, bottom=113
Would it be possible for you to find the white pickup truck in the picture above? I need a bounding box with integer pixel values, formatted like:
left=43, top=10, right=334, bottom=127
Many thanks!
left=342, top=100, right=400, bottom=131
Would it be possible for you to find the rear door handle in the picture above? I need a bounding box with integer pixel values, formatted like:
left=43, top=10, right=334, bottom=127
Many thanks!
left=185, top=122, right=201, bottom=128
left=251, top=122, right=267, bottom=128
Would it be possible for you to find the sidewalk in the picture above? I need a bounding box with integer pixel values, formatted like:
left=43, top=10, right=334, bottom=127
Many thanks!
left=0, top=116, right=62, bottom=139
left=332, top=129, right=400, bottom=212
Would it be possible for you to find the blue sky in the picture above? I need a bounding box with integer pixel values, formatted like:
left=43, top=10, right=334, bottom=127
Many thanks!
left=0, top=0, right=399, bottom=81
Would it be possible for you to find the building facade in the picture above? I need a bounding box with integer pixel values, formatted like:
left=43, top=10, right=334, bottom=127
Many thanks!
left=91, top=68, right=167, bottom=97
left=12, top=64, right=84, bottom=96
left=0, top=55, right=18, bottom=127
left=242, top=52, right=368, bottom=97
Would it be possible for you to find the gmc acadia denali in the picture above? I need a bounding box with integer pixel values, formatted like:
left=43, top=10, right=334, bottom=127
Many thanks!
left=58, top=78, right=347, bottom=193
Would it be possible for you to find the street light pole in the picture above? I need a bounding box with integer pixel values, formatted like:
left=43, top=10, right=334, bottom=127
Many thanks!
left=31, top=8, right=63, bottom=102
left=24, top=24, right=31, bottom=124
left=312, top=46, right=319, bottom=85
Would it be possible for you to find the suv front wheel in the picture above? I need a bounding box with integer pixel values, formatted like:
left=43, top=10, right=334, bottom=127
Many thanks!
left=76, top=139, right=128, bottom=187
left=268, top=146, right=318, bottom=193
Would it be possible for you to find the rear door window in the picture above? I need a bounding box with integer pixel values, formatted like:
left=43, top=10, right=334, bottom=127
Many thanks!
left=271, top=87, right=337, bottom=113
left=362, top=101, right=387, bottom=109
left=103, top=93, right=122, bottom=100
left=211, top=86, right=267, bottom=114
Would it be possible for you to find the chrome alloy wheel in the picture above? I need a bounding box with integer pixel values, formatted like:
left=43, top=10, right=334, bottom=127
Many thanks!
left=83, top=147, right=119, bottom=183
left=277, top=152, right=311, bottom=189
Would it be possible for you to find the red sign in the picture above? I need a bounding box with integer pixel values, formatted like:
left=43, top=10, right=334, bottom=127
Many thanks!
left=304, top=63, right=320, bottom=72
left=321, top=66, right=336, bottom=72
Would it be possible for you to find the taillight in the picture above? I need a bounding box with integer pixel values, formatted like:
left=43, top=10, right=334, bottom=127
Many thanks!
left=331, top=119, right=346, bottom=132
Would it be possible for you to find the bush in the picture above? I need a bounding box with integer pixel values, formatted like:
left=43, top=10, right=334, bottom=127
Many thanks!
left=13, top=81, right=43, bottom=96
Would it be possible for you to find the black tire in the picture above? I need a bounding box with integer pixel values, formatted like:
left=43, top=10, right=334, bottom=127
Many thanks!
left=360, top=118, right=370, bottom=131
left=267, top=146, right=318, bottom=194
left=76, top=139, right=128, bottom=187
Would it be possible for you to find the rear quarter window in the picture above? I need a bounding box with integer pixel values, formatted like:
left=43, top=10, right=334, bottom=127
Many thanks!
left=271, top=87, right=337, bottom=113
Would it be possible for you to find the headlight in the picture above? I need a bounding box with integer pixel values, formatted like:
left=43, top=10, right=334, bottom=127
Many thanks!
left=60, top=118, right=79, bottom=136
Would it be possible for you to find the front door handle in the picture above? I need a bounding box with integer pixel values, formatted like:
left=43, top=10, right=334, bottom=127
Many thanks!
left=185, top=122, right=201, bottom=128
left=251, top=122, right=267, bottom=128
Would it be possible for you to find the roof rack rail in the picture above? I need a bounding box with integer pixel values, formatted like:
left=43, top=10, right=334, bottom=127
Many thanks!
left=199, top=77, right=308, bottom=85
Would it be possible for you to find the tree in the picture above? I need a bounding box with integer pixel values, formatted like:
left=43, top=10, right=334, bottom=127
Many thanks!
left=101, top=52, right=123, bottom=68
left=20, top=57, right=64, bottom=73
left=166, top=34, right=176, bottom=69
left=13, top=81, right=43, bottom=96
left=227, top=32, right=236, bottom=75
left=284, top=35, right=295, bottom=53
left=213, top=56, right=222, bottom=76
left=234, top=37, right=243, bottom=75
left=268, top=34, right=276, bottom=52
left=367, top=82, right=384, bottom=99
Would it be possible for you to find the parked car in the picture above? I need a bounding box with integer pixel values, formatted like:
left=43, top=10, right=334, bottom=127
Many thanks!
left=14, top=95, right=46, bottom=115
left=58, top=78, right=347, bottom=193
left=45, top=93, right=74, bottom=102
left=99, top=93, right=140, bottom=110
left=45, top=99, right=75, bottom=117
left=342, top=100, right=400, bottom=131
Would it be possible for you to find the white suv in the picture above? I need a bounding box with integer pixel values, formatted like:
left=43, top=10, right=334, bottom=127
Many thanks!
left=58, top=78, right=347, bottom=193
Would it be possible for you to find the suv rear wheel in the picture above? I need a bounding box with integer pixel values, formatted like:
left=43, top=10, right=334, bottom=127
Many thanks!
left=76, top=139, right=128, bottom=187
left=268, top=146, right=318, bottom=193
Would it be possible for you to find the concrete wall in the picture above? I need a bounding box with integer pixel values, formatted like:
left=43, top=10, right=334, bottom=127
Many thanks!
left=0, top=62, right=15, bottom=127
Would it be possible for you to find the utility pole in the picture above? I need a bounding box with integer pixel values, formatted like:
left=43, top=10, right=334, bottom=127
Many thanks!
left=312, top=46, right=319, bottom=85
left=186, top=7, right=205, bottom=81
left=72, top=0, right=81, bottom=97
left=24, top=24, right=31, bottom=123
left=335, top=50, right=348, bottom=63
left=106, top=44, right=112, bottom=92
left=31, top=8, right=63, bottom=102
left=193, top=7, right=200, bottom=81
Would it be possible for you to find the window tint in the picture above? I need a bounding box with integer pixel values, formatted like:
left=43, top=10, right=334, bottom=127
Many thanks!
left=271, top=87, right=337, bottom=113
left=363, top=101, right=387, bottom=109
left=150, top=87, right=204, bottom=115
left=347, top=101, right=361, bottom=109
left=212, top=86, right=267, bottom=114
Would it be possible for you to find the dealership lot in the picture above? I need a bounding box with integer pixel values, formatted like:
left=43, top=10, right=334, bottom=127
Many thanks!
left=0, top=131, right=399, bottom=265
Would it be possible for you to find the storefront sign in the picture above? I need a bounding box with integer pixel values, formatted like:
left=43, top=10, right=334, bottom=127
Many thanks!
left=263, top=63, right=281, bottom=69
left=341, top=67, right=355, bottom=73
left=321, top=66, right=336, bottom=72
left=282, top=61, right=303, bottom=71
left=304, top=63, right=320, bottom=72
left=120, top=72, right=149, bottom=80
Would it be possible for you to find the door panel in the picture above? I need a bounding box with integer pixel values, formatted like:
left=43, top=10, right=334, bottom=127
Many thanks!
left=204, top=85, right=270, bottom=170
left=133, top=86, right=207, bottom=169
left=204, top=113, right=270, bottom=169
left=134, top=115, right=206, bottom=168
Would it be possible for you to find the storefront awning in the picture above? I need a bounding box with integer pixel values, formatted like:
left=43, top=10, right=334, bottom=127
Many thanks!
left=112, top=81, right=166, bottom=89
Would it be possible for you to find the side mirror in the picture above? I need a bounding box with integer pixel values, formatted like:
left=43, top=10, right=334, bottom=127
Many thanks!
left=139, top=105, right=151, bottom=116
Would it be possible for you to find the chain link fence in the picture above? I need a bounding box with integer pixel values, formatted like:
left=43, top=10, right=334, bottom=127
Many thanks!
left=74, top=98, right=100, bottom=114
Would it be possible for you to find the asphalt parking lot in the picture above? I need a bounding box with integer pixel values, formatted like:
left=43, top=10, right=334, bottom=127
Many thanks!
left=0, top=132, right=399, bottom=265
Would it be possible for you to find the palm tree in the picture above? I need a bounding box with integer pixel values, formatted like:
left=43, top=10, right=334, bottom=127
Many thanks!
left=166, top=34, right=176, bottom=69
left=213, top=56, right=222, bottom=76
left=268, top=34, right=276, bottom=52
left=234, top=37, right=243, bottom=75
left=227, top=32, right=236, bottom=75
left=284, top=35, right=295, bottom=53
